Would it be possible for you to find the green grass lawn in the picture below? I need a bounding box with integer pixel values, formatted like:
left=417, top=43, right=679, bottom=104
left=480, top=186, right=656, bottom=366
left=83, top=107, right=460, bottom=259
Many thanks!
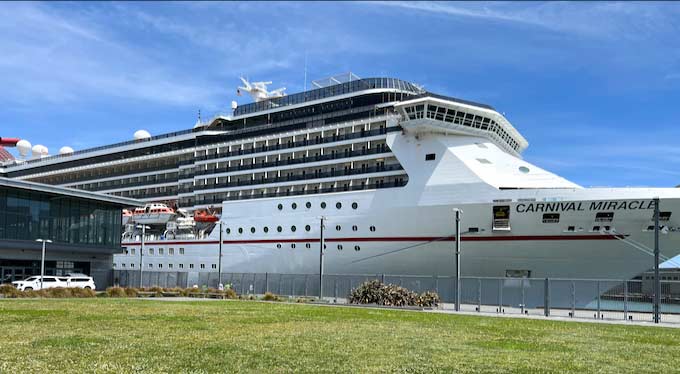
left=0, top=299, right=678, bottom=373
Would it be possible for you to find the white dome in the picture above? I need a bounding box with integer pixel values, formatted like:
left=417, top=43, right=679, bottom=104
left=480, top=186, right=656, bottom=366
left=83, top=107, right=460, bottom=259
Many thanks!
left=31, top=144, right=48, bottom=158
left=133, top=130, right=151, bottom=140
left=16, top=140, right=31, bottom=157
left=59, top=146, right=74, bottom=155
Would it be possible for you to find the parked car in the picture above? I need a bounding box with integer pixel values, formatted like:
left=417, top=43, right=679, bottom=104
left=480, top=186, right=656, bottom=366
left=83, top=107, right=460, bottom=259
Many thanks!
left=62, top=273, right=96, bottom=290
left=12, top=276, right=67, bottom=291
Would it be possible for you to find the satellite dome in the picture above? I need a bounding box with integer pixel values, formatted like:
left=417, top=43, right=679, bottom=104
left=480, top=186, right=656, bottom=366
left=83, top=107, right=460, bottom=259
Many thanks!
left=16, top=139, right=31, bottom=158
left=59, top=146, right=74, bottom=155
left=31, top=144, right=48, bottom=158
left=133, top=130, right=151, bottom=140
left=231, top=100, right=238, bottom=110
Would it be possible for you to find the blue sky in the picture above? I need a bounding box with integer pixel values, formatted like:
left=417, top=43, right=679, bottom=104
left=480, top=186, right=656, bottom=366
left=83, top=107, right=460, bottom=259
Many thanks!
left=2, top=1, right=680, bottom=187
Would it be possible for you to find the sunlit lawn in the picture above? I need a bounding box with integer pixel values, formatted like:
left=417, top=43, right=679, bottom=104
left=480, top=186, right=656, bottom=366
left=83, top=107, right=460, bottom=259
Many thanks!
left=0, top=298, right=678, bottom=373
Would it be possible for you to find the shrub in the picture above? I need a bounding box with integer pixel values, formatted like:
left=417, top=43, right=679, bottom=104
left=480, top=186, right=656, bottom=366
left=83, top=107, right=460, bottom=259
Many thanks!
left=124, top=288, right=138, bottom=297
left=262, top=292, right=280, bottom=301
left=0, top=284, right=20, bottom=298
left=106, top=287, right=127, bottom=298
left=44, top=287, right=73, bottom=298
left=349, top=280, right=440, bottom=308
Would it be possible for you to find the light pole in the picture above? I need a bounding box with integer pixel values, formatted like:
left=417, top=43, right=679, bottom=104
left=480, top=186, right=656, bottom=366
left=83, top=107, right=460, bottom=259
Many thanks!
left=136, top=225, right=150, bottom=288
left=319, top=216, right=326, bottom=301
left=218, top=220, right=223, bottom=287
left=653, top=197, right=660, bottom=324
left=35, top=239, right=52, bottom=290
left=453, top=208, right=462, bottom=312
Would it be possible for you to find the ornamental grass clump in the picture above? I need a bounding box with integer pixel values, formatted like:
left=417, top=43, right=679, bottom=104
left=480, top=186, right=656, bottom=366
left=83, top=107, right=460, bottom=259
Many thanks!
left=349, top=280, right=440, bottom=308
left=106, top=287, right=127, bottom=298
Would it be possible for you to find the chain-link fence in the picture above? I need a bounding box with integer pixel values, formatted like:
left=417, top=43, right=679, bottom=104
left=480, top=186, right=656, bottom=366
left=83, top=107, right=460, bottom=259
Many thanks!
left=111, top=270, right=680, bottom=323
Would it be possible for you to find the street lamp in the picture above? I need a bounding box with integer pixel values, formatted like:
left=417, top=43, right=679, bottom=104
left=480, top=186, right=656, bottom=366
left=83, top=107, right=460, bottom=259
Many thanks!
left=35, top=239, right=52, bottom=290
left=453, top=208, right=462, bottom=312
left=136, top=225, right=150, bottom=288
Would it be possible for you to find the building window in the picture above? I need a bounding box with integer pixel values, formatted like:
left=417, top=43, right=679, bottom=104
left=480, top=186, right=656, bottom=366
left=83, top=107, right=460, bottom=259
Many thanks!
left=179, top=248, right=185, bottom=255
left=425, top=153, right=436, bottom=161
left=352, top=202, right=358, bottom=209
left=336, top=202, right=342, bottom=209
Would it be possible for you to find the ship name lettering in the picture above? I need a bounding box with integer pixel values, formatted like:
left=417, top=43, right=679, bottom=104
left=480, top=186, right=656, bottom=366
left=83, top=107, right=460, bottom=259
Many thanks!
left=516, top=200, right=654, bottom=213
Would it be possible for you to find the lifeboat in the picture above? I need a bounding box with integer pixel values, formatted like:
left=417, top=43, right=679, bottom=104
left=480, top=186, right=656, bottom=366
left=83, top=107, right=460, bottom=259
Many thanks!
left=122, top=209, right=133, bottom=225
left=194, top=210, right=219, bottom=223
left=132, top=203, right=176, bottom=225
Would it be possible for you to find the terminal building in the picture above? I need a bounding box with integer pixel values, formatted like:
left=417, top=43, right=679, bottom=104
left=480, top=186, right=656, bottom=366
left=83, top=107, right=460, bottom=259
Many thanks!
left=0, top=177, right=141, bottom=287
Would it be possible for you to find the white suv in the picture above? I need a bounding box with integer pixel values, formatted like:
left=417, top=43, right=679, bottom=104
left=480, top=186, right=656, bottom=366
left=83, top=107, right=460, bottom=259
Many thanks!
left=12, top=276, right=66, bottom=291
left=12, top=274, right=96, bottom=291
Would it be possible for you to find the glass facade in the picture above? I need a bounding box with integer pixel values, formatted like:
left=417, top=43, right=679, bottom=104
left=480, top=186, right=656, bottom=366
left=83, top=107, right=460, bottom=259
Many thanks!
left=0, top=187, right=121, bottom=248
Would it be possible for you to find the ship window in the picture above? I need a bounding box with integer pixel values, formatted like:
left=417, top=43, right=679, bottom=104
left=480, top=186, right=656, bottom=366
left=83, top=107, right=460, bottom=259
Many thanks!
left=189, top=264, right=194, bottom=269
left=567, top=226, right=575, bottom=232
left=505, top=270, right=531, bottom=278
left=352, top=225, right=358, bottom=231
left=519, top=166, right=530, bottom=174
left=130, top=263, right=134, bottom=268
left=226, top=228, right=231, bottom=234
left=592, top=226, right=601, bottom=231
left=306, top=202, right=312, bottom=209
left=277, top=204, right=283, bottom=210
left=200, top=264, right=205, bottom=269
left=337, top=244, right=343, bottom=250
left=179, top=248, right=185, bottom=255
left=130, top=248, right=135, bottom=255
left=354, top=246, right=361, bottom=251
left=276, top=243, right=282, bottom=249
left=477, top=158, right=492, bottom=164
left=179, top=264, right=184, bottom=269
left=425, top=153, right=436, bottom=161
left=305, top=225, right=311, bottom=232
left=660, top=212, right=672, bottom=221
left=468, top=227, right=479, bottom=233
left=238, top=227, right=243, bottom=234
left=336, top=202, right=342, bottom=209
left=212, top=264, right=217, bottom=269
left=370, top=226, right=376, bottom=232
left=321, top=202, right=327, bottom=209
left=169, top=248, right=174, bottom=256
left=291, top=243, right=296, bottom=249
left=277, top=226, right=283, bottom=232
left=148, top=264, right=153, bottom=268
left=334, top=225, right=341, bottom=231
left=352, top=202, right=358, bottom=209
left=158, top=264, right=163, bottom=268
left=292, top=203, right=297, bottom=210
left=305, top=243, right=311, bottom=249
left=542, top=213, right=560, bottom=223
left=158, top=248, right=164, bottom=255
left=149, top=248, right=154, bottom=255
left=250, top=227, right=256, bottom=233
left=291, top=225, right=297, bottom=232
left=595, top=212, right=614, bottom=222
left=264, top=226, right=269, bottom=233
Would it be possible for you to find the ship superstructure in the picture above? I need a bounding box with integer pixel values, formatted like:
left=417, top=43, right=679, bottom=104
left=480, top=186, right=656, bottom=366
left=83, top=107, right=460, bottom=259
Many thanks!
left=2, top=73, right=680, bottom=287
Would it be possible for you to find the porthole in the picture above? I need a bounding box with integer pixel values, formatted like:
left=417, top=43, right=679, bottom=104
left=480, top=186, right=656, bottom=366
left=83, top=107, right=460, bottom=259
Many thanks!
left=276, top=243, right=282, bottom=249
left=354, top=246, right=360, bottom=251
left=336, top=202, right=342, bottom=209
left=519, top=166, right=530, bottom=174
left=306, top=202, right=312, bottom=209
left=263, top=226, right=269, bottom=233
left=321, top=202, right=327, bottom=209
left=337, top=244, right=343, bottom=250
left=291, top=225, right=297, bottom=232
left=370, top=226, right=376, bottom=232
left=292, top=202, right=297, bottom=210
left=250, top=227, right=256, bottom=233
left=226, top=228, right=231, bottom=234
left=277, top=204, right=283, bottom=210
left=336, top=225, right=341, bottom=231
left=277, top=226, right=283, bottom=233
left=305, top=225, right=311, bottom=232
left=291, top=243, right=296, bottom=249
left=352, top=202, right=358, bottom=209
left=352, top=225, right=358, bottom=231
left=238, top=227, right=243, bottom=234
left=305, top=243, right=311, bottom=249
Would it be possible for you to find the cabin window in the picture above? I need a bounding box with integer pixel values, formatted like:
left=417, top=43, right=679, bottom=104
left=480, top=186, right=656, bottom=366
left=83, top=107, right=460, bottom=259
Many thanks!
left=168, top=264, right=173, bottom=269
left=305, top=225, right=311, bottom=232
left=336, top=202, right=342, bottom=209
left=291, top=203, right=297, bottom=210
left=250, top=227, right=256, bottom=233
left=354, top=246, right=361, bottom=251
left=595, top=212, right=614, bottom=222
left=130, top=263, right=135, bottom=268
left=276, top=244, right=282, bottom=249
left=370, top=226, right=376, bottom=232
left=130, top=248, right=135, bottom=255
left=148, top=248, right=154, bottom=255
left=306, top=202, right=312, bottom=209
left=592, top=226, right=601, bottom=231
left=277, top=204, right=283, bottom=210
left=352, top=225, right=358, bottom=231
left=321, top=202, right=327, bottom=209
left=226, top=228, right=231, bottom=234
left=277, top=226, right=283, bottom=232
left=263, top=227, right=269, bottom=233
left=179, top=264, right=184, bottom=269
left=291, top=244, right=296, bottom=249
left=425, top=153, right=436, bottom=161
left=291, top=226, right=297, bottom=232
left=189, top=264, right=194, bottom=269
left=337, top=245, right=343, bottom=250
left=179, top=248, right=185, bottom=255
left=148, top=264, right=153, bottom=268
left=158, top=248, right=164, bottom=255
left=238, top=227, right=243, bottom=234
left=212, top=264, right=217, bottom=269
left=158, top=264, right=162, bottom=269
left=567, top=226, right=575, bottom=232
left=336, top=225, right=341, bottom=231
left=305, top=243, right=311, bottom=249
left=169, top=248, right=174, bottom=256
left=542, top=213, right=560, bottom=223
left=200, top=264, right=205, bottom=269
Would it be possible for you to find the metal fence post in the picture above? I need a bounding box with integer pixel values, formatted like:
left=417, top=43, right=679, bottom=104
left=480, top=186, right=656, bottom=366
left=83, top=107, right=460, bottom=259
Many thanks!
left=569, top=281, right=574, bottom=317
left=334, top=277, right=338, bottom=300
left=520, top=278, right=526, bottom=315
left=498, top=278, right=503, bottom=313
left=597, top=280, right=601, bottom=319
left=381, top=273, right=385, bottom=284
left=304, top=274, right=309, bottom=297
left=544, top=278, right=550, bottom=317
left=265, top=272, right=269, bottom=293
left=477, top=278, right=482, bottom=312
left=623, top=280, right=628, bottom=321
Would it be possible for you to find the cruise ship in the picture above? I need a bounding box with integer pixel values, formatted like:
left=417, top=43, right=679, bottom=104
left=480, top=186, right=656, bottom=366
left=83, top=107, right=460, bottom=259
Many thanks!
left=2, top=73, right=679, bottom=284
